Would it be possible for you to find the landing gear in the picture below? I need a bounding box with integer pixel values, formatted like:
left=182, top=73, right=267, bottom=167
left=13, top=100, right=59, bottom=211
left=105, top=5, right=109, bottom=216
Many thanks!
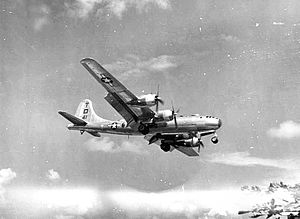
left=138, top=124, right=149, bottom=135
left=160, top=143, right=171, bottom=152
left=211, top=136, right=218, bottom=144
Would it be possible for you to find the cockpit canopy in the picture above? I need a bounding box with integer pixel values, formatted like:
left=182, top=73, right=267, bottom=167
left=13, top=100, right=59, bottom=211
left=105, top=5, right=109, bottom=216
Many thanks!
left=200, top=115, right=219, bottom=119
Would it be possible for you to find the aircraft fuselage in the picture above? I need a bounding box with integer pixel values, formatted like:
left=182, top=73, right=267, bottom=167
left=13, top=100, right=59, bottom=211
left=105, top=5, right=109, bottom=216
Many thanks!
left=67, top=115, right=221, bottom=136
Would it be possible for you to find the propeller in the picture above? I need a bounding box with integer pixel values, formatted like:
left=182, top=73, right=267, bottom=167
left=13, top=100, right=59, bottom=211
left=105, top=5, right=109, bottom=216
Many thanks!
left=155, top=85, right=164, bottom=112
left=171, top=101, right=180, bottom=129
left=198, top=140, right=204, bottom=153
left=196, top=132, right=204, bottom=153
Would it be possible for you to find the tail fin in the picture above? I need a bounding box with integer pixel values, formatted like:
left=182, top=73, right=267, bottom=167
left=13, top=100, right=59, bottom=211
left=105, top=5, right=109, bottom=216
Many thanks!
left=75, top=99, right=107, bottom=123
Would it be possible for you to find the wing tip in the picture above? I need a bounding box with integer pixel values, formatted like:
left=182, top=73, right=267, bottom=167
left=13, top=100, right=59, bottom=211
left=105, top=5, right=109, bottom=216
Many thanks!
left=58, top=110, right=66, bottom=116
left=80, top=57, right=96, bottom=64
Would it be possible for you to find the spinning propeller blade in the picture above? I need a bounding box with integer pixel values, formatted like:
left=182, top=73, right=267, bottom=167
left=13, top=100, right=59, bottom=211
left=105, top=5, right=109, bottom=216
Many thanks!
left=171, top=102, right=179, bottom=129
left=155, top=84, right=164, bottom=112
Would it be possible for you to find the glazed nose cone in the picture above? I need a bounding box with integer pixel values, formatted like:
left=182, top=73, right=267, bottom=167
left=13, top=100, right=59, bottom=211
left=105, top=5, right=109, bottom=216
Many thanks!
left=218, top=119, right=222, bottom=128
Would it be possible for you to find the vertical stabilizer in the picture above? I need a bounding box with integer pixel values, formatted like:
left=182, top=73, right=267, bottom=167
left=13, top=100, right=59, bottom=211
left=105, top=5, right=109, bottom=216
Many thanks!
left=75, top=99, right=107, bottom=123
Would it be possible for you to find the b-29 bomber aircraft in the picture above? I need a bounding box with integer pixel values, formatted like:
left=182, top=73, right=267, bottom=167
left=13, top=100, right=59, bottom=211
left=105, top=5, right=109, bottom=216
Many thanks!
left=59, top=58, right=222, bottom=156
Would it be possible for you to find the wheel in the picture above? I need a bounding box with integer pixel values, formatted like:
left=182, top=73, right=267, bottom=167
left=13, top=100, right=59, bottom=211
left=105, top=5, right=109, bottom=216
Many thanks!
left=160, top=143, right=171, bottom=152
left=211, top=136, right=218, bottom=144
left=138, top=124, right=149, bottom=135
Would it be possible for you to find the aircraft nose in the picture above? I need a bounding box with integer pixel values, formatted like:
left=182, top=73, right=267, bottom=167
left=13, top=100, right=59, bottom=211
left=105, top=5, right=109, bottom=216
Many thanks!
left=218, top=119, right=222, bottom=128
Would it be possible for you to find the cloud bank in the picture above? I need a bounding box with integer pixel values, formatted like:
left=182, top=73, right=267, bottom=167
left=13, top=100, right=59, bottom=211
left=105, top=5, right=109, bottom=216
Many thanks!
left=85, top=137, right=147, bottom=154
left=104, top=54, right=178, bottom=79
left=206, top=152, right=300, bottom=170
left=68, top=0, right=171, bottom=19
left=9, top=187, right=100, bottom=217
left=6, top=186, right=273, bottom=218
left=268, top=120, right=300, bottom=139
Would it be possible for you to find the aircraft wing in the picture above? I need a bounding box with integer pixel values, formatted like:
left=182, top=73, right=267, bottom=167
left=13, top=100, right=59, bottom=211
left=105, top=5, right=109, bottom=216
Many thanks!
left=80, top=58, right=155, bottom=127
left=174, top=146, right=199, bottom=157
left=80, top=58, right=137, bottom=99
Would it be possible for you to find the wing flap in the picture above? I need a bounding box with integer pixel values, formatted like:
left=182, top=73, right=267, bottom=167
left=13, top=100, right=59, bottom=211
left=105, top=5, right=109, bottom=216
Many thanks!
left=104, top=93, right=138, bottom=127
left=174, top=146, right=199, bottom=157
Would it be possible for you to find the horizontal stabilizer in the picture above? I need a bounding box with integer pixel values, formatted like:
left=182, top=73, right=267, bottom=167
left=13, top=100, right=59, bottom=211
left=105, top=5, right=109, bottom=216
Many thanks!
left=58, top=111, right=87, bottom=126
left=238, top=211, right=251, bottom=215
left=87, top=131, right=101, bottom=137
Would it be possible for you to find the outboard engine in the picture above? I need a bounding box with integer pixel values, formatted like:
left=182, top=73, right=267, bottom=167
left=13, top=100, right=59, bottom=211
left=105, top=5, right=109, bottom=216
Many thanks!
left=127, top=94, right=164, bottom=107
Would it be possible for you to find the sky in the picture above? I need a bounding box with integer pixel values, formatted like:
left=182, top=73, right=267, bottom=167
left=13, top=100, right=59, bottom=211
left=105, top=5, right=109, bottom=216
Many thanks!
left=1, top=0, right=300, bottom=218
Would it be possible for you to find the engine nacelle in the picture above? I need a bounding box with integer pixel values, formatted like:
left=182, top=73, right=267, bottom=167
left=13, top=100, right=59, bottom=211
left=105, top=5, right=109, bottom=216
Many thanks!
left=127, top=94, right=164, bottom=108
left=127, top=94, right=156, bottom=107
left=162, top=137, right=200, bottom=147
left=139, top=94, right=156, bottom=105
left=155, top=110, right=173, bottom=121
left=176, top=137, right=200, bottom=147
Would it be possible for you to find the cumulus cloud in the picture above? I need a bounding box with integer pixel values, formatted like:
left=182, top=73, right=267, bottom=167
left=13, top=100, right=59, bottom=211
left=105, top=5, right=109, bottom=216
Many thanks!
left=46, top=169, right=61, bottom=182
left=104, top=54, right=178, bottom=79
left=0, top=168, right=16, bottom=203
left=67, top=0, right=171, bottom=19
left=85, top=137, right=147, bottom=154
left=0, top=168, right=16, bottom=186
left=268, top=120, right=300, bottom=139
left=206, top=152, right=300, bottom=170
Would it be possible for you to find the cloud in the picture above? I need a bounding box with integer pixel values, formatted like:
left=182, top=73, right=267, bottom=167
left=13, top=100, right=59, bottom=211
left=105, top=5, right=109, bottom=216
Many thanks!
left=0, top=168, right=16, bottom=186
left=85, top=137, right=115, bottom=152
left=107, top=0, right=127, bottom=18
left=85, top=137, right=147, bottom=154
left=206, top=152, right=300, bottom=170
left=68, top=0, right=99, bottom=18
left=4, top=185, right=289, bottom=218
left=34, top=17, right=48, bottom=31
left=267, top=120, right=300, bottom=139
left=273, top=21, right=285, bottom=25
left=33, top=4, right=50, bottom=31
left=9, top=187, right=100, bottom=217
left=46, top=169, right=61, bottom=182
left=146, top=55, right=178, bottom=71
left=0, top=168, right=16, bottom=203
left=68, top=0, right=171, bottom=19
left=104, top=54, right=178, bottom=79
left=220, top=34, right=241, bottom=43
left=108, top=188, right=272, bottom=217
